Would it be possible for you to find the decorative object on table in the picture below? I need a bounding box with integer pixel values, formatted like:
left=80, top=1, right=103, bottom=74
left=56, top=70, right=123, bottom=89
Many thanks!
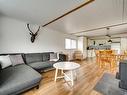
left=27, top=24, right=40, bottom=43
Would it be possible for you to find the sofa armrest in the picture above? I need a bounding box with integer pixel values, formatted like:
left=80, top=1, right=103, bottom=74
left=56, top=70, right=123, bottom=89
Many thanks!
left=116, top=72, right=120, bottom=79
left=119, top=61, right=127, bottom=81
left=0, top=62, right=2, bottom=70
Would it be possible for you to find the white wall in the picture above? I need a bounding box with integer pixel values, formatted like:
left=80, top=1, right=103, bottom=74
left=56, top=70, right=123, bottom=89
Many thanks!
left=121, top=38, right=127, bottom=51
left=0, top=16, right=77, bottom=54
left=78, top=37, right=84, bottom=52
left=77, top=36, right=88, bottom=59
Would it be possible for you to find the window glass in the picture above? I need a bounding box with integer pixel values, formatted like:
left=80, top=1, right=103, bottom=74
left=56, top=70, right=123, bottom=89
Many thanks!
left=65, top=39, right=71, bottom=49
left=71, top=40, right=76, bottom=49
left=111, top=43, right=120, bottom=54
left=65, top=38, right=76, bottom=49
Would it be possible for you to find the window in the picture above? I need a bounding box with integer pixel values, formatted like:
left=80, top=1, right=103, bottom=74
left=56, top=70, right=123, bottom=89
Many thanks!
left=65, top=38, right=76, bottom=49
left=111, top=43, right=120, bottom=54
left=71, top=40, right=76, bottom=49
left=65, top=39, right=71, bottom=49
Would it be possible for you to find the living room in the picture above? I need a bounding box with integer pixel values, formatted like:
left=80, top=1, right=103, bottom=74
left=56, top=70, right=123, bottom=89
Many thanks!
left=0, top=0, right=127, bottom=95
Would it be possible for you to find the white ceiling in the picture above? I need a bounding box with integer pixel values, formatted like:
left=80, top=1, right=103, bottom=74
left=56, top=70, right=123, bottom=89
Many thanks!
left=0, top=0, right=85, bottom=24
left=0, top=0, right=127, bottom=37
left=75, top=24, right=127, bottom=37
left=47, top=0, right=124, bottom=31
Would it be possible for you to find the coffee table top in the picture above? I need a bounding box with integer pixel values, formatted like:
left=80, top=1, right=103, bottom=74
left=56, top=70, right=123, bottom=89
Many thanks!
left=53, top=62, right=80, bottom=70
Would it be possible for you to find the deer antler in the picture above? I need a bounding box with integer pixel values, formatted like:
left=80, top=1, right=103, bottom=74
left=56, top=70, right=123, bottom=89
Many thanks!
left=27, top=24, right=33, bottom=35
left=35, top=26, right=40, bottom=36
left=26, top=23, right=40, bottom=43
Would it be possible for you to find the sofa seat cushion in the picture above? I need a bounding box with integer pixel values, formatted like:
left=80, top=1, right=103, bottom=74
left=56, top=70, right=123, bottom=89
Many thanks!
left=0, top=64, right=42, bottom=95
left=28, top=61, right=56, bottom=70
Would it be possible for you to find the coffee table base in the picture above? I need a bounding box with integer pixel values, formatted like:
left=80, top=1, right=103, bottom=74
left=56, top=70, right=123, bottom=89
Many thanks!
left=54, top=69, right=77, bottom=86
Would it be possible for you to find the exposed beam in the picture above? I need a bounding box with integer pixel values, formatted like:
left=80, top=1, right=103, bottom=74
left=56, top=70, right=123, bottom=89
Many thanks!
left=88, top=31, right=127, bottom=38
left=73, top=22, right=127, bottom=35
left=88, top=32, right=127, bottom=40
left=42, top=0, right=95, bottom=27
left=89, top=37, right=121, bottom=40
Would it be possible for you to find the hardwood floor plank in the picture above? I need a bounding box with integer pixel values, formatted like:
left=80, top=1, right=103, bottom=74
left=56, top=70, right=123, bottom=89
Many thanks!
left=23, top=58, right=117, bottom=95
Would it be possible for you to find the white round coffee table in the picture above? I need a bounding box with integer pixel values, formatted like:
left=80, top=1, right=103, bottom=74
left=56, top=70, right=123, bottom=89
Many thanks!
left=53, top=62, right=80, bottom=86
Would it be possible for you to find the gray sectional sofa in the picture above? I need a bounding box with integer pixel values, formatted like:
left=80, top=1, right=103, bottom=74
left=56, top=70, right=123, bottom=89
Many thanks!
left=0, top=52, right=67, bottom=95
left=116, top=60, right=127, bottom=90
left=24, top=52, right=54, bottom=72
left=24, top=52, right=66, bottom=72
left=0, top=64, right=42, bottom=95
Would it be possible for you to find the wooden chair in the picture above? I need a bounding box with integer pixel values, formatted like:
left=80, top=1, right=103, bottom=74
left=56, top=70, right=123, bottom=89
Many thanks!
left=99, top=50, right=116, bottom=70
left=95, top=50, right=100, bottom=65
left=123, top=50, right=127, bottom=60
left=73, top=50, right=83, bottom=61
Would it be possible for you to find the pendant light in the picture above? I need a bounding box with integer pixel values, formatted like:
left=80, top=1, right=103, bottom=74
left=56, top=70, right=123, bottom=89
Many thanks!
left=106, top=27, right=112, bottom=43
left=108, top=39, right=112, bottom=43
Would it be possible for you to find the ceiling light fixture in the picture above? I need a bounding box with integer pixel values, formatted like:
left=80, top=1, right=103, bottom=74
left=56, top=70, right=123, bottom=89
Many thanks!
left=108, top=39, right=112, bottom=43
left=106, top=27, right=110, bottom=37
left=106, top=27, right=112, bottom=43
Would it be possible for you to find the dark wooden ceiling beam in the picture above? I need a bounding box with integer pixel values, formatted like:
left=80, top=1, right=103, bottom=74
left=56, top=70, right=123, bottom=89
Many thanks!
left=42, top=0, right=95, bottom=27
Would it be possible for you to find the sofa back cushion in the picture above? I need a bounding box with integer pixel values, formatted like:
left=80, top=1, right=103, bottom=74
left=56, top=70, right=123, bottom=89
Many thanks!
left=50, top=53, right=57, bottom=59
left=42, top=53, right=51, bottom=61
left=25, top=53, right=42, bottom=64
left=9, top=55, right=24, bottom=66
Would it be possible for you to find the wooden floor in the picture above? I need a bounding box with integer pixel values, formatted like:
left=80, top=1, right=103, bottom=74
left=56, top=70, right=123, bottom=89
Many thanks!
left=23, top=58, right=117, bottom=95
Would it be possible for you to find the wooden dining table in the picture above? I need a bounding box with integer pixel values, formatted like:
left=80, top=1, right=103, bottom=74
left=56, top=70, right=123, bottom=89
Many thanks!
left=95, top=50, right=127, bottom=70
left=110, top=54, right=127, bottom=61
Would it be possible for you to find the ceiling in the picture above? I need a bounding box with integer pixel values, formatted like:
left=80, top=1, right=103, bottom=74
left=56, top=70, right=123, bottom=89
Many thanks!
left=0, top=0, right=127, bottom=38
left=47, top=0, right=127, bottom=36
left=0, top=0, right=85, bottom=24
left=75, top=23, right=127, bottom=37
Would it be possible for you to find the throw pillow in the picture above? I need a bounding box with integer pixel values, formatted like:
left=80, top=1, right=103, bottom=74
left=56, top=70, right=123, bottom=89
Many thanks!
left=0, top=55, right=12, bottom=69
left=9, top=55, right=24, bottom=66
left=50, top=53, right=59, bottom=61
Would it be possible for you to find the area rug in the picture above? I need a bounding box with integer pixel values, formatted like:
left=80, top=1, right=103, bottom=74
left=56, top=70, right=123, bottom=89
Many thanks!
left=94, top=73, right=127, bottom=95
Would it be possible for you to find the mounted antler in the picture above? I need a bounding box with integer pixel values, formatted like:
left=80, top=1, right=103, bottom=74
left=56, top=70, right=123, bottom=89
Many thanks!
left=27, top=24, right=40, bottom=43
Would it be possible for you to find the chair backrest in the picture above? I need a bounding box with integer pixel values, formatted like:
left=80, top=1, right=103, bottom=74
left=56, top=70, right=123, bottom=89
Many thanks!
left=95, top=50, right=99, bottom=56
